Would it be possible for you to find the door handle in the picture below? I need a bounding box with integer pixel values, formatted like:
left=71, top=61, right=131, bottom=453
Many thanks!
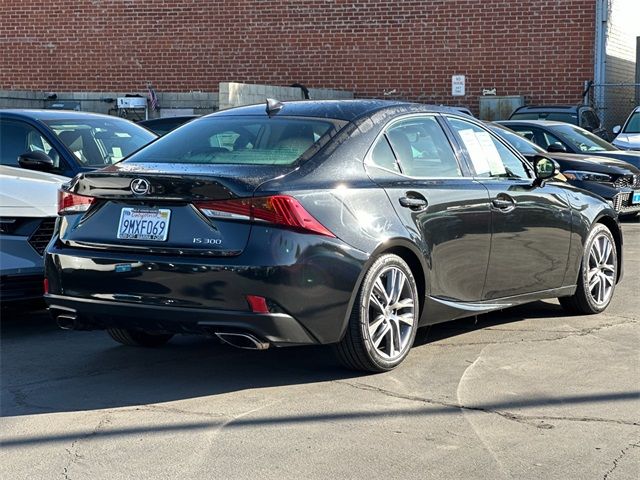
left=491, top=194, right=515, bottom=211
left=399, top=196, right=428, bottom=210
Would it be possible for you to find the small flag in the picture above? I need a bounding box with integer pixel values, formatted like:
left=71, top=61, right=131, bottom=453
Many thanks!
left=147, top=84, right=160, bottom=111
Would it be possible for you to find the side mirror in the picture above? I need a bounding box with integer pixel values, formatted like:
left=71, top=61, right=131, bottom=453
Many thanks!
left=612, top=125, right=621, bottom=134
left=18, top=151, right=55, bottom=172
left=533, top=156, right=559, bottom=184
left=546, top=142, right=567, bottom=153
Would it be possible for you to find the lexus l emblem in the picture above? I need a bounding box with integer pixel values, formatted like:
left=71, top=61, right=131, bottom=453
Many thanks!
left=130, top=178, right=151, bottom=195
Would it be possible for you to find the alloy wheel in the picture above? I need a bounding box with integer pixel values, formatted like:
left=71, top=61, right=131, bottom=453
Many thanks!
left=587, top=233, right=616, bottom=306
left=367, top=266, right=416, bottom=360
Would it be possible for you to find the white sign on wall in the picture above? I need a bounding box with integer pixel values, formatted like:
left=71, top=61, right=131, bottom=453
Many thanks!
left=452, top=75, right=466, bottom=96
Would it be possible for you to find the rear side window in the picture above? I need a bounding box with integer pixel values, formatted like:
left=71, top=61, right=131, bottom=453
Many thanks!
left=127, top=116, right=342, bottom=165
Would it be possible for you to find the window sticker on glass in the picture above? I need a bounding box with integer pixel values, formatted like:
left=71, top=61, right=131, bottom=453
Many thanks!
left=458, top=129, right=490, bottom=174
left=475, top=132, right=506, bottom=175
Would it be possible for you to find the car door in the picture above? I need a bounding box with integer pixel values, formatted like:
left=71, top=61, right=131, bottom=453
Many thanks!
left=364, top=114, right=492, bottom=305
left=445, top=116, right=573, bottom=299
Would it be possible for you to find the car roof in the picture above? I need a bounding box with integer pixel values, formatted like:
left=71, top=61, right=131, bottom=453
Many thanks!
left=498, top=119, right=573, bottom=127
left=0, top=109, right=130, bottom=122
left=209, top=100, right=461, bottom=122
left=139, top=116, right=199, bottom=125
left=512, top=105, right=586, bottom=112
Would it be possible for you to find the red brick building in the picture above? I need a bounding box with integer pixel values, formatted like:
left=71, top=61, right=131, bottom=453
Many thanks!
left=0, top=0, right=623, bottom=115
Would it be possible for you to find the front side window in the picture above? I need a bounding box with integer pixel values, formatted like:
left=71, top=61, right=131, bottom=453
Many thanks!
left=45, top=118, right=155, bottom=167
left=0, top=119, right=63, bottom=169
left=447, top=117, right=530, bottom=179
left=622, top=111, right=640, bottom=133
left=581, top=110, right=600, bottom=130
left=126, top=116, right=341, bottom=166
left=378, top=116, right=462, bottom=177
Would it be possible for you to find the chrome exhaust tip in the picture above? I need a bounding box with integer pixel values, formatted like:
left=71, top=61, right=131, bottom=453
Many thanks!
left=56, top=314, right=78, bottom=330
left=215, top=332, right=270, bottom=350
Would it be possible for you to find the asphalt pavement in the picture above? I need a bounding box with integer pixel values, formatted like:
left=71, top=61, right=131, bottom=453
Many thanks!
left=1, top=219, right=638, bottom=480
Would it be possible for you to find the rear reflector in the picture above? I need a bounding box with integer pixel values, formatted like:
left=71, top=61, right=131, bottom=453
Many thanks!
left=246, top=295, right=270, bottom=314
left=58, top=190, right=95, bottom=215
left=194, top=195, right=335, bottom=237
left=43, top=278, right=49, bottom=294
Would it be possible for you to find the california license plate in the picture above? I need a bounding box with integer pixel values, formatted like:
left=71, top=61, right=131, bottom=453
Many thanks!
left=632, top=191, right=640, bottom=204
left=117, top=208, right=171, bottom=241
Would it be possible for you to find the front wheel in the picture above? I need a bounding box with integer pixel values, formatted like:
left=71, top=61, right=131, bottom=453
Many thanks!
left=107, top=328, right=174, bottom=347
left=335, top=254, right=419, bottom=372
left=559, top=223, right=618, bottom=314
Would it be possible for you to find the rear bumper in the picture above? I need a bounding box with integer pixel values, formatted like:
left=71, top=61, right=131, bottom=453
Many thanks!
left=44, top=227, right=369, bottom=344
left=45, top=294, right=318, bottom=346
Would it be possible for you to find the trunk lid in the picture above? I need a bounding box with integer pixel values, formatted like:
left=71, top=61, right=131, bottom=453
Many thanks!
left=59, top=163, right=292, bottom=256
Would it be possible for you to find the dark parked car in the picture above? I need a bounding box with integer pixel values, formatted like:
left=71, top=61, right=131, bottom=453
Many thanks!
left=509, top=105, right=607, bottom=139
left=138, top=115, right=199, bottom=136
left=45, top=100, right=623, bottom=372
left=0, top=109, right=156, bottom=178
left=498, top=120, right=640, bottom=169
left=489, top=123, right=640, bottom=216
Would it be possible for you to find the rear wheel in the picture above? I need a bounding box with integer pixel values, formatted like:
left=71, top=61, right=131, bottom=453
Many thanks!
left=335, top=254, right=419, bottom=372
left=107, top=328, right=174, bottom=347
left=559, top=223, right=617, bottom=314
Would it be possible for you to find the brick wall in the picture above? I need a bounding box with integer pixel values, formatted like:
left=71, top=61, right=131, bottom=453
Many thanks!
left=0, top=0, right=596, bottom=114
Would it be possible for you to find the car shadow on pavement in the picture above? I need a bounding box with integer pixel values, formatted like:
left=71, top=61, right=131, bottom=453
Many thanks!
left=0, top=300, right=614, bottom=419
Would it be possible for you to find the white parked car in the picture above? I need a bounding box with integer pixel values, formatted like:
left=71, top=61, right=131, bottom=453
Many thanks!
left=612, top=106, right=640, bottom=151
left=0, top=165, right=67, bottom=303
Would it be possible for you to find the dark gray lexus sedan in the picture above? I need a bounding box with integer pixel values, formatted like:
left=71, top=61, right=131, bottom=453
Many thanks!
left=45, top=100, right=623, bottom=372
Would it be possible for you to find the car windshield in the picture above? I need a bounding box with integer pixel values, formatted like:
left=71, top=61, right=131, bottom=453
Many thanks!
left=489, top=124, right=546, bottom=156
left=553, top=124, right=617, bottom=152
left=126, top=116, right=343, bottom=165
left=622, top=111, right=640, bottom=133
left=45, top=118, right=155, bottom=167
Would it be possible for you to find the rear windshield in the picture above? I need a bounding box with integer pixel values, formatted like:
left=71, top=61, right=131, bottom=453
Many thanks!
left=126, top=116, right=343, bottom=166
left=510, top=112, right=578, bottom=124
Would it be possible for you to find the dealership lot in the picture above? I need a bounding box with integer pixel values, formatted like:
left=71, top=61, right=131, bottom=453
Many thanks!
left=1, top=219, right=638, bottom=479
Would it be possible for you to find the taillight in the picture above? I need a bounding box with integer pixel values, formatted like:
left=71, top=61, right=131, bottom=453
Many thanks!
left=194, top=195, right=334, bottom=237
left=58, top=190, right=95, bottom=215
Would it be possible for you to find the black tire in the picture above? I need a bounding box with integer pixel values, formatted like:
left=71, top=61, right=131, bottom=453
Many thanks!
left=559, top=223, right=618, bottom=315
left=107, top=328, right=174, bottom=347
left=334, top=254, right=419, bottom=372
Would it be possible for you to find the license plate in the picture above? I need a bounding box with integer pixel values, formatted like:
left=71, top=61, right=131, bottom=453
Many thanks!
left=632, top=191, right=640, bottom=205
left=117, top=208, right=171, bottom=241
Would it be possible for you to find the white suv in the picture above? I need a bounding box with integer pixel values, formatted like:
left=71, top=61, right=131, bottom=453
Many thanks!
left=0, top=166, right=67, bottom=303
left=612, top=106, right=640, bottom=151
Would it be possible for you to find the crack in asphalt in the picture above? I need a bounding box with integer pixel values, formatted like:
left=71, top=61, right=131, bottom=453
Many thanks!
left=428, top=318, right=638, bottom=348
left=338, top=381, right=639, bottom=429
left=602, top=441, right=640, bottom=480
left=61, top=415, right=110, bottom=480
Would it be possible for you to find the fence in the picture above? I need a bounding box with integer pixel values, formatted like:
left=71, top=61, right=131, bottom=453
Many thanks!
left=587, top=82, right=640, bottom=134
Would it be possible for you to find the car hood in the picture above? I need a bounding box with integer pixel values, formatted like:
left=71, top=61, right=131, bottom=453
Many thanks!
left=0, top=165, right=68, bottom=217
left=545, top=152, right=640, bottom=174
left=612, top=133, right=640, bottom=150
